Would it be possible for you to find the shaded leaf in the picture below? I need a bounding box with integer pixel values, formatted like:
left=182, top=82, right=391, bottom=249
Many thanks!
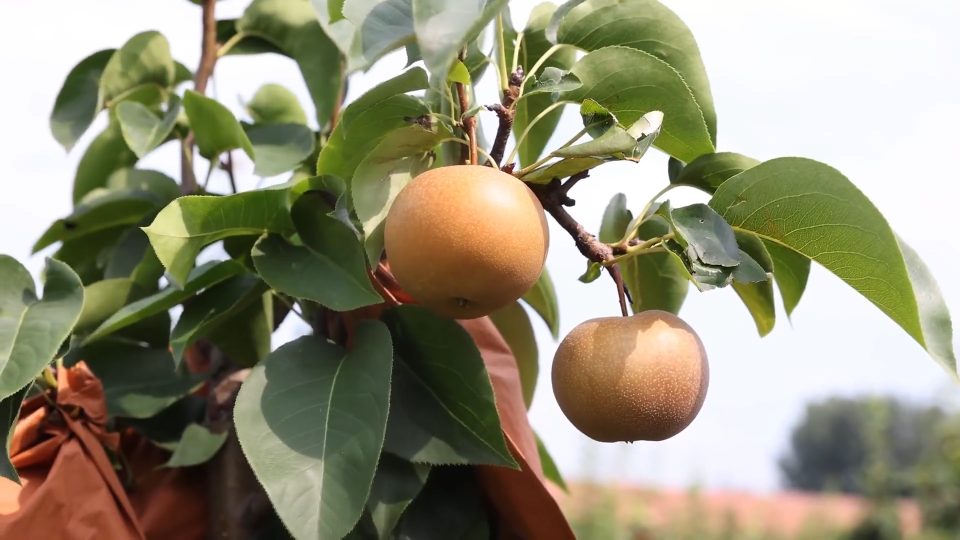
left=670, top=203, right=740, bottom=267
left=105, top=168, right=182, bottom=203
left=521, top=267, right=560, bottom=338
left=169, top=274, right=268, bottom=367
left=675, top=152, right=760, bottom=193
left=352, top=124, right=446, bottom=263
left=245, top=122, right=315, bottom=177
left=710, top=157, right=956, bottom=374
left=72, top=118, right=139, bottom=204
left=535, top=433, right=567, bottom=492
left=0, top=385, right=30, bottom=484
left=550, top=0, right=717, bottom=143
left=237, top=0, right=343, bottom=127
left=142, top=188, right=294, bottom=286
left=34, top=188, right=166, bottom=253
left=53, top=226, right=129, bottom=285
left=104, top=225, right=166, bottom=287
left=763, top=239, right=810, bottom=318
left=412, top=0, right=508, bottom=80
left=98, top=31, right=175, bottom=107
left=733, top=280, right=776, bottom=337
left=560, top=46, right=714, bottom=163
left=73, top=278, right=150, bottom=335
left=511, top=2, right=576, bottom=168
left=382, top=306, right=516, bottom=467
left=897, top=235, right=956, bottom=377
left=622, top=215, right=689, bottom=314
left=252, top=231, right=381, bottom=311
left=396, top=465, right=490, bottom=538
left=216, top=19, right=288, bottom=57
left=599, top=193, right=631, bottom=243
left=50, top=49, right=114, bottom=152
left=86, top=260, right=245, bottom=343
left=82, top=340, right=204, bottom=418
left=367, top=453, right=430, bottom=540
left=183, top=90, right=254, bottom=160
left=340, top=68, right=430, bottom=131
left=235, top=325, right=393, bottom=540
left=489, top=301, right=539, bottom=409
left=520, top=156, right=603, bottom=185
left=246, top=83, right=308, bottom=125
left=117, top=94, right=182, bottom=158
left=0, top=258, right=84, bottom=401
left=164, top=424, right=228, bottom=467
left=206, top=291, right=273, bottom=367
left=124, top=394, right=207, bottom=445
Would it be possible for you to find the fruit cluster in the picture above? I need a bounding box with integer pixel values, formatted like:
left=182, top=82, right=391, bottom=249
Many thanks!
left=385, top=165, right=709, bottom=443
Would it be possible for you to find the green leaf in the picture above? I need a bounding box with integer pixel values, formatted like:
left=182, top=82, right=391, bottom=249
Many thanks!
left=735, top=230, right=774, bottom=273
left=206, top=291, right=273, bottom=367
left=73, top=278, right=149, bottom=335
left=340, top=68, right=430, bottom=132
left=733, top=280, right=776, bottom=337
left=412, top=0, right=508, bottom=79
left=183, top=90, right=254, bottom=160
left=53, top=227, right=128, bottom=285
left=763, top=240, right=810, bottom=318
left=447, top=59, right=470, bottom=84
left=216, top=19, right=289, bottom=57
left=670, top=203, right=740, bottom=267
left=312, top=0, right=415, bottom=73
left=85, top=260, right=245, bottom=343
left=512, top=2, right=576, bottom=168
left=318, top=95, right=430, bottom=184
left=367, top=453, right=430, bottom=540
left=668, top=157, right=684, bottom=183
left=104, top=226, right=166, bottom=286
left=550, top=0, right=717, bottom=144
left=674, top=152, right=760, bottom=193
left=117, top=94, right=182, bottom=158
left=489, top=302, right=539, bottom=409
left=245, top=83, right=308, bottom=125
left=599, top=193, right=631, bottom=243
left=395, top=465, right=490, bottom=538
left=526, top=66, right=581, bottom=96
left=72, top=119, right=139, bottom=204
left=142, top=189, right=295, bottom=286
left=245, top=123, right=315, bottom=177
left=125, top=394, right=207, bottom=445
left=170, top=274, right=268, bottom=367
left=382, top=306, right=516, bottom=467
left=521, top=267, right=560, bottom=339
left=352, top=124, right=447, bottom=263
left=34, top=188, right=166, bottom=253
left=578, top=262, right=602, bottom=284
left=50, top=49, right=115, bottom=152
left=252, top=229, right=382, bottom=311
left=0, top=258, right=84, bottom=401
left=237, top=0, right=343, bottom=127
left=896, top=235, right=956, bottom=376
left=535, top=433, right=567, bottom=492
left=578, top=98, right=617, bottom=138
left=81, top=340, right=204, bottom=419
left=552, top=111, right=662, bottom=162
left=174, top=61, right=193, bottom=85
left=235, top=325, right=394, bottom=540
left=163, top=424, right=228, bottom=467
left=622, top=214, right=689, bottom=314
left=521, top=156, right=604, bottom=185
left=98, top=31, right=175, bottom=107
left=0, top=385, right=30, bottom=484
left=710, top=157, right=956, bottom=373
left=105, top=168, right=182, bottom=203
left=560, top=46, right=714, bottom=163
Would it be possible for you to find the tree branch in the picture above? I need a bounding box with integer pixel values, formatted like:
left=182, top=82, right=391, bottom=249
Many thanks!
left=181, top=0, right=220, bottom=196
left=487, top=67, right=524, bottom=167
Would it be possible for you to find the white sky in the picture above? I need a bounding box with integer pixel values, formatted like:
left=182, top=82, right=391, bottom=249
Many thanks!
left=1, top=0, right=958, bottom=493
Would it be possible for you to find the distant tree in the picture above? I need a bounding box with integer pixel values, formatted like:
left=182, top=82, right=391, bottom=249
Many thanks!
left=779, top=396, right=946, bottom=496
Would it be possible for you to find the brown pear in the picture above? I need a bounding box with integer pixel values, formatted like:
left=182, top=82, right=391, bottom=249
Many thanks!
left=384, top=165, right=549, bottom=319
left=551, top=310, right=709, bottom=443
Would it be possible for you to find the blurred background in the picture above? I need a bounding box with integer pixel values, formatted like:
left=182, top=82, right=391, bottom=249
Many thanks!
left=2, top=0, right=959, bottom=537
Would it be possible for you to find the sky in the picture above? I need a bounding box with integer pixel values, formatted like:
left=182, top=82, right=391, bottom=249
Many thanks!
left=1, top=0, right=958, bottom=493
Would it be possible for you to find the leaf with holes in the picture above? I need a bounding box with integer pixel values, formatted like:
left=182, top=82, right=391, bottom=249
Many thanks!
left=235, top=325, right=393, bottom=540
